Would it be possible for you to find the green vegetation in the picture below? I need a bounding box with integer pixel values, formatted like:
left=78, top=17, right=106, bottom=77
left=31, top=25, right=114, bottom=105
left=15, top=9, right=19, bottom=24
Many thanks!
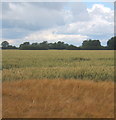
left=2, top=50, right=114, bottom=82
left=82, top=40, right=102, bottom=50
left=1, top=36, right=115, bottom=50
left=107, top=36, right=115, bottom=50
left=1, top=41, right=17, bottom=49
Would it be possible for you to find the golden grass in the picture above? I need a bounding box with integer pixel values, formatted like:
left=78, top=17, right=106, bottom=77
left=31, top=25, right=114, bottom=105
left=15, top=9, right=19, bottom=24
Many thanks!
left=2, top=79, right=114, bottom=118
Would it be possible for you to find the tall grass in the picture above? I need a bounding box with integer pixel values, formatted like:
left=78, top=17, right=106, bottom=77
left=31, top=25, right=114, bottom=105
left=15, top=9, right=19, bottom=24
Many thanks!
left=2, top=50, right=114, bottom=118
left=2, top=50, right=114, bottom=81
left=3, top=79, right=114, bottom=118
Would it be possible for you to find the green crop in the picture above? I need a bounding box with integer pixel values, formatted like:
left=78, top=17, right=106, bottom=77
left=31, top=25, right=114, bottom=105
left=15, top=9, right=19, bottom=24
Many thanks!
left=2, top=50, right=114, bottom=82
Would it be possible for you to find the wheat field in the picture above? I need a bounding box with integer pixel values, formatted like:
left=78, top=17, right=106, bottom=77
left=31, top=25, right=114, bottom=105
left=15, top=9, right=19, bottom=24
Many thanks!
left=2, top=50, right=114, bottom=81
left=2, top=50, right=114, bottom=118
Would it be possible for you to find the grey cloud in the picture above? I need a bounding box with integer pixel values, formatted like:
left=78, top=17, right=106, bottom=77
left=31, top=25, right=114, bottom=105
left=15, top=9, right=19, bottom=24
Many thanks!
left=70, top=2, right=91, bottom=21
left=2, top=2, right=66, bottom=31
left=30, top=2, right=66, bottom=10
left=2, top=28, right=32, bottom=39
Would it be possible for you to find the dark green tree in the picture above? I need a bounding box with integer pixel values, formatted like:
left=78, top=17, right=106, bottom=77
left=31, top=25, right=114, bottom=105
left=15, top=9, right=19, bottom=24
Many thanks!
left=67, top=45, right=80, bottom=50
left=19, top=42, right=30, bottom=50
left=107, top=36, right=116, bottom=50
left=1, top=41, right=17, bottom=49
left=32, top=43, right=38, bottom=46
left=82, top=39, right=102, bottom=50
left=39, top=41, right=49, bottom=50
left=1, top=41, right=9, bottom=48
left=23, top=42, right=30, bottom=45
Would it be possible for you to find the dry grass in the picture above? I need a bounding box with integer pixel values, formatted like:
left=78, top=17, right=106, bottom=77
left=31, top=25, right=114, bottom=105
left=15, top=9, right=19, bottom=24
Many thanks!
left=2, top=79, right=114, bottom=118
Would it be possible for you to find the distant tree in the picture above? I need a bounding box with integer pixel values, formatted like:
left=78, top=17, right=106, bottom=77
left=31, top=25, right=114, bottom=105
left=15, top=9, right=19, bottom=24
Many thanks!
left=82, top=39, right=102, bottom=50
left=19, top=42, right=30, bottom=50
left=7, top=45, right=17, bottom=49
left=107, top=36, right=116, bottom=50
left=3, top=37, right=116, bottom=50
left=23, top=42, right=30, bottom=46
left=67, top=45, right=80, bottom=50
left=32, top=43, right=38, bottom=46
left=1, top=41, right=9, bottom=48
left=39, top=41, right=49, bottom=50
left=49, top=41, right=69, bottom=50
left=19, top=41, right=81, bottom=50
left=1, top=41, right=17, bottom=49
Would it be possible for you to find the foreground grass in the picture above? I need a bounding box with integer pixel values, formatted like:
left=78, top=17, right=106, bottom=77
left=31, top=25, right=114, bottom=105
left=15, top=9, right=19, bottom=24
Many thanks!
left=2, top=50, right=114, bottom=81
left=2, top=50, right=114, bottom=118
left=3, top=79, right=114, bottom=118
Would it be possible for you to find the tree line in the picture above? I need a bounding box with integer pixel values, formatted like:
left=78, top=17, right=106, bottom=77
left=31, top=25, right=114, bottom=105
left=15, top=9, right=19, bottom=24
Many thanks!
left=1, top=36, right=115, bottom=50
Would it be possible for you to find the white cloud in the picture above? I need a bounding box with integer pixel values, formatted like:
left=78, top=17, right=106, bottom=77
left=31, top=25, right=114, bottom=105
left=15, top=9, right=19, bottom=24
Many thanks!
left=24, top=28, right=88, bottom=46
left=7, top=40, right=15, bottom=44
left=2, top=3, right=114, bottom=46
left=61, top=17, right=113, bottom=36
left=87, top=4, right=114, bottom=22
left=56, top=4, right=114, bottom=44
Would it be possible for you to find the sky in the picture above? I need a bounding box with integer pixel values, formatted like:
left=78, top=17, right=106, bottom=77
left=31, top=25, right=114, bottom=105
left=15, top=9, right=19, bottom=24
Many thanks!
left=1, top=2, right=114, bottom=47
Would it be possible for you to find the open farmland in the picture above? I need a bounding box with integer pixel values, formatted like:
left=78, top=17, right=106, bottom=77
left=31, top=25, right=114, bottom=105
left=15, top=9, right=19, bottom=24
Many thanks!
left=2, top=50, right=114, bottom=118
left=2, top=50, right=114, bottom=81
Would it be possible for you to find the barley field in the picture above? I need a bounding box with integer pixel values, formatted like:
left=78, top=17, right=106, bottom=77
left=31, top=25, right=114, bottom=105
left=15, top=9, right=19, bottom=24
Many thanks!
left=2, top=50, right=114, bottom=81
left=2, top=50, right=115, bottom=118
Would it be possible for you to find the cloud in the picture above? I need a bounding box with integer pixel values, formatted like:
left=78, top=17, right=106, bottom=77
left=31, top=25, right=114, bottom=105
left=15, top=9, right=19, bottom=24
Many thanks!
left=56, top=4, right=114, bottom=44
left=87, top=4, right=114, bottom=22
left=60, top=17, right=113, bottom=37
left=2, top=28, right=33, bottom=39
left=70, top=2, right=91, bottom=22
left=24, top=28, right=89, bottom=46
left=30, top=2, right=66, bottom=10
left=1, top=2, right=114, bottom=46
left=2, top=2, right=66, bottom=30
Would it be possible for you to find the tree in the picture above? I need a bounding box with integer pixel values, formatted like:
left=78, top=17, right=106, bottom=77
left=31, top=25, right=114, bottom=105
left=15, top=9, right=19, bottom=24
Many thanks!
left=1, top=41, right=9, bottom=48
left=82, top=39, right=102, bottom=50
left=23, top=42, right=30, bottom=46
left=32, top=43, right=38, bottom=46
left=107, top=36, right=116, bottom=50
left=19, top=42, right=30, bottom=50
left=49, top=41, right=69, bottom=50
left=67, top=45, right=80, bottom=50
left=1, top=41, right=17, bottom=49
left=39, top=41, right=49, bottom=50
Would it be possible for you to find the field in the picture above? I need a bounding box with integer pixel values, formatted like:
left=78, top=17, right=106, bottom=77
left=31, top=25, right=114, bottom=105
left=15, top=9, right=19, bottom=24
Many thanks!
left=2, top=50, right=114, bottom=118
left=2, top=50, right=114, bottom=81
